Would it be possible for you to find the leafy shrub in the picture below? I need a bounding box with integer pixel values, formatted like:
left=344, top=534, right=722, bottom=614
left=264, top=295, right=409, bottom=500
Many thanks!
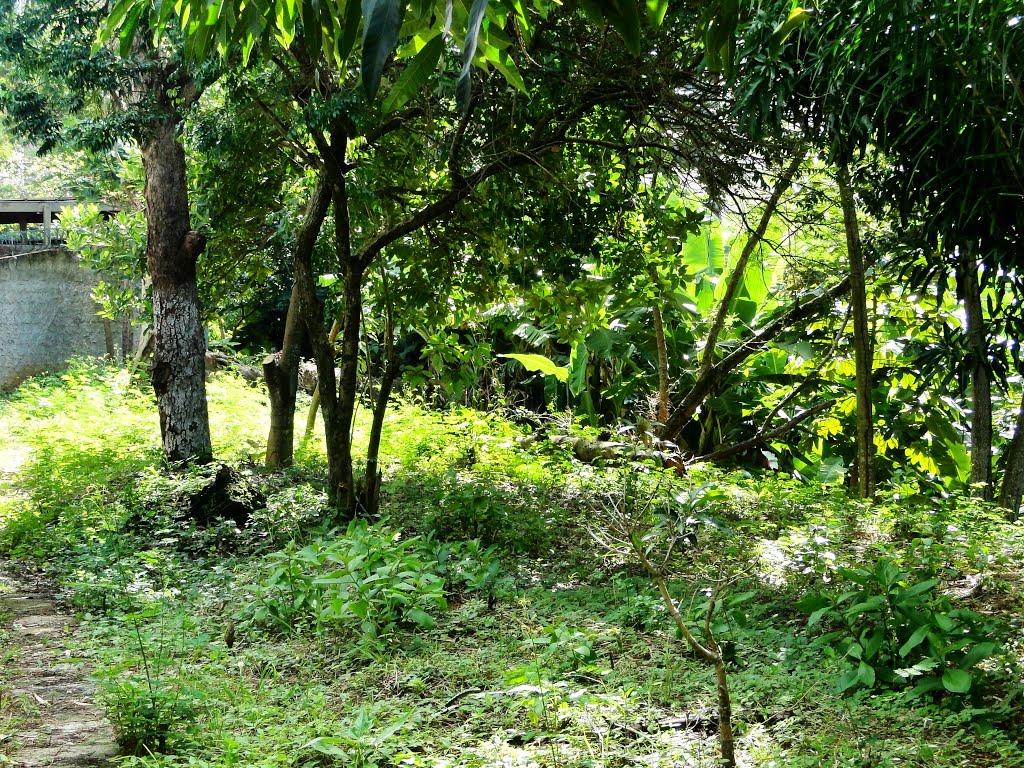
left=798, top=558, right=1003, bottom=697
left=101, top=677, right=199, bottom=755
left=243, top=521, right=447, bottom=644
left=95, top=607, right=202, bottom=755
left=427, top=538, right=509, bottom=600
left=524, top=625, right=599, bottom=671
left=416, top=471, right=553, bottom=553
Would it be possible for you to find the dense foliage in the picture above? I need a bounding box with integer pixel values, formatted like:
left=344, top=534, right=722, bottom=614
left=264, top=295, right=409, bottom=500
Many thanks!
left=2, top=0, right=1024, bottom=764
left=0, top=364, right=1022, bottom=766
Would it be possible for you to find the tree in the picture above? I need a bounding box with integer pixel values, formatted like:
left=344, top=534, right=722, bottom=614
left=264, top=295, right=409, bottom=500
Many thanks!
left=734, top=0, right=1024, bottom=504
left=0, top=0, right=213, bottom=463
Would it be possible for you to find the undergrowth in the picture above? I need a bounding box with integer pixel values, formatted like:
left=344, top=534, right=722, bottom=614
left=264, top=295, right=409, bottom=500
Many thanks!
left=0, top=362, right=1022, bottom=767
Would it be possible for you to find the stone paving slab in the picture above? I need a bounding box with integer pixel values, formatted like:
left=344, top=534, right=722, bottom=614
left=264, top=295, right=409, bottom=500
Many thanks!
left=1, top=576, right=119, bottom=767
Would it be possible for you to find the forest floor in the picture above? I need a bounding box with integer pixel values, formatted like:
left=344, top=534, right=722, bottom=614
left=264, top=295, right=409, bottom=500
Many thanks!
left=0, top=363, right=1021, bottom=768
left=0, top=446, right=118, bottom=767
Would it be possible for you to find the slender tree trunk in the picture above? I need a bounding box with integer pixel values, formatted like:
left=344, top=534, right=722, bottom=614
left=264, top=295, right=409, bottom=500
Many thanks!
left=264, top=284, right=304, bottom=469
left=837, top=164, right=874, bottom=498
left=294, top=167, right=364, bottom=513
left=265, top=185, right=331, bottom=468
left=662, top=153, right=807, bottom=443
left=648, top=265, right=670, bottom=425
left=997, top=389, right=1024, bottom=520
left=364, top=318, right=400, bottom=516
left=329, top=255, right=364, bottom=514
left=141, top=117, right=212, bottom=464
left=303, top=318, right=342, bottom=439
left=121, top=310, right=133, bottom=364
left=697, top=151, right=805, bottom=381
left=102, top=317, right=115, bottom=360
left=292, top=176, right=348, bottom=499
left=960, top=249, right=993, bottom=499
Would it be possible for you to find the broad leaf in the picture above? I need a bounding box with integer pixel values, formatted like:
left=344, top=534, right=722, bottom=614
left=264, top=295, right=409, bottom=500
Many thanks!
left=362, top=0, right=406, bottom=98
left=941, top=668, right=972, bottom=693
left=856, top=661, right=876, bottom=687
left=568, top=340, right=589, bottom=396
left=898, top=624, right=931, bottom=658
left=455, top=0, right=487, bottom=112
left=499, top=353, right=569, bottom=382
left=382, top=33, right=444, bottom=113
left=646, top=0, right=668, bottom=27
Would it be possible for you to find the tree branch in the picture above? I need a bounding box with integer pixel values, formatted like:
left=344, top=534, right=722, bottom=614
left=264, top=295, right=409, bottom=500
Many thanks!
left=694, top=399, right=835, bottom=464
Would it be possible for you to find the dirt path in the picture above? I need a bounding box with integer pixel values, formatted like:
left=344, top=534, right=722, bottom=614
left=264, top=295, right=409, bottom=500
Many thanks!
left=1, top=448, right=119, bottom=766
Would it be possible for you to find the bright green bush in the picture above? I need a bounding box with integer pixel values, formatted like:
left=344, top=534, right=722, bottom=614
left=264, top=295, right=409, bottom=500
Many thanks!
left=243, top=521, right=449, bottom=644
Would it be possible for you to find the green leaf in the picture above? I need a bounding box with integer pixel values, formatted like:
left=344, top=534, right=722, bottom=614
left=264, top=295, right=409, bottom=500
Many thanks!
left=898, top=624, right=931, bottom=658
left=860, top=628, right=884, bottom=661
left=807, top=605, right=831, bottom=627
left=382, top=34, right=443, bottom=113
left=645, top=0, right=668, bottom=27
left=407, top=607, right=434, bottom=628
left=770, top=7, right=814, bottom=57
left=568, top=340, right=589, bottom=396
left=941, top=668, right=972, bottom=693
left=337, top=0, right=363, bottom=62
left=96, top=0, right=140, bottom=47
left=897, top=579, right=939, bottom=602
left=362, top=0, right=406, bottom=98
left=795, top=594, right=830, bottom=613
left=482, top=44, right=527, bottom=94
left=498, top=353, right=569, bottom=382
left=118, top=4, right=146, bottom=57
left=455, top=0, right=487, bottom=113
left=906, top=675, right=943, bottom=698
left=959, top=642, right=998, bottom=669
left=838, top=666, right=859, bottom=691
left=856, top=661, right=876, bottom=688
left=598, top=0, right=642, bottom=56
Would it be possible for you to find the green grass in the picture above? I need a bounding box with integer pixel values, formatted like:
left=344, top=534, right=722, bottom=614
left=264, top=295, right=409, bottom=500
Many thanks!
left=0, top=361, right=1022, bottom=767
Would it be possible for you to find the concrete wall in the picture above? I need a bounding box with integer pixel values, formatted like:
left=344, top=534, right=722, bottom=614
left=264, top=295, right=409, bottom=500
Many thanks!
left=0, top=249, right=111, bottom=391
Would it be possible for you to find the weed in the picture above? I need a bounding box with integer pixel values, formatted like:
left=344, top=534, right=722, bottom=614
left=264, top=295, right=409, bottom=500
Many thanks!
left=797, top=558, right=1005, bottom=697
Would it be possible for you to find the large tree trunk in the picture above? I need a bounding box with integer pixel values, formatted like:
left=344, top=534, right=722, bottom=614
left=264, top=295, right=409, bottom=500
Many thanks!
left=142, top=118, right=212, bottom=464
left=997, top=389, right=1024, bottom=520
left=959, top=249, right=993, bottom=500
left=837, top=164, right=874, bottom=498
left=265, top=186, right=332, bottom=468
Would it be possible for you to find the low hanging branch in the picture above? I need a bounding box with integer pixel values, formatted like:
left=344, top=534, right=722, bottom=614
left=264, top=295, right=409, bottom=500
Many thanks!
left=693, top=398, right=835, bottom=464
left=662, top=275, right=852, bottom=442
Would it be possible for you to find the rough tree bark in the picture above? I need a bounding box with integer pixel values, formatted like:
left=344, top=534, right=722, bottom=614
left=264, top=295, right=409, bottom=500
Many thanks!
left=264, top=285, right=304, bottom=469
left=837, top=164, right=874, bottom=498
left=959, top=249, right=993, bottom=500
left=264, top=186, right=332, bottom=469
left=141, top=116, right=212, bottom=464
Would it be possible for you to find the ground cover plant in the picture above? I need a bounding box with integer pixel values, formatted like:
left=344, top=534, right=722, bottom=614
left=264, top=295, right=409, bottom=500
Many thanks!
left=1, top=364, right=1022, bottom=767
